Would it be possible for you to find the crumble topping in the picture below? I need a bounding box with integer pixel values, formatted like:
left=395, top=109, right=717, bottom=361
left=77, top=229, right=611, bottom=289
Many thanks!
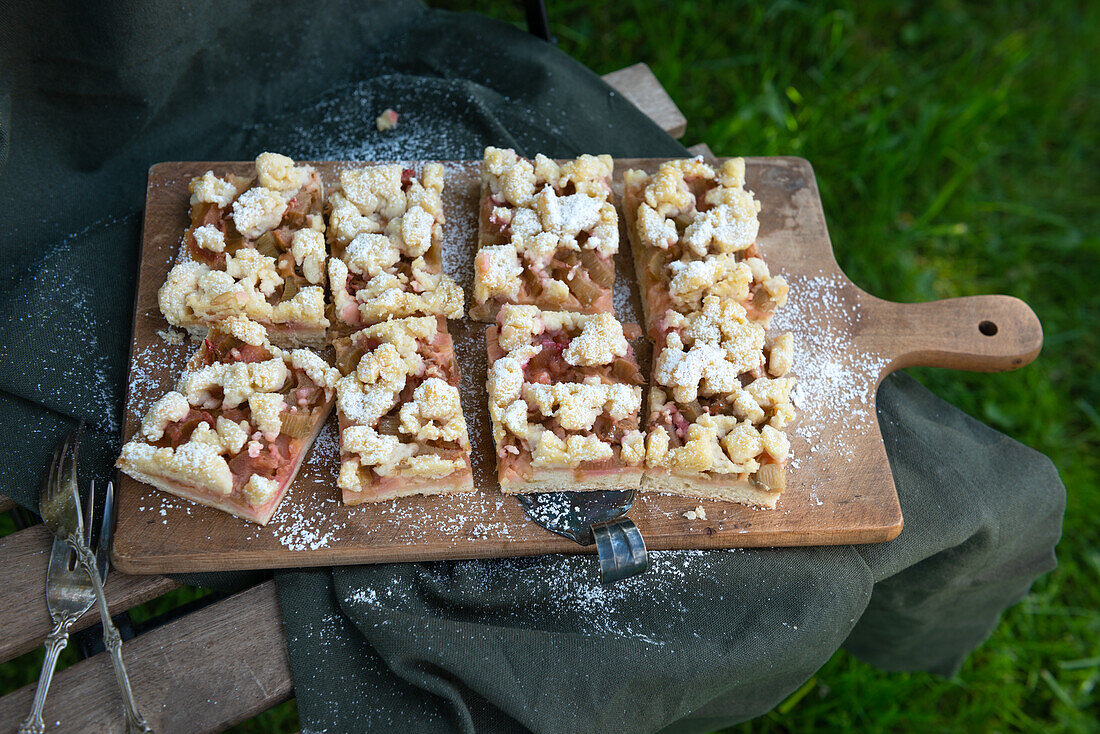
left=327, top=163, right=460, bottom=326
left=256, top=151, right=312, bottom=193
left=474, top=148, right=617, bottom=317
left=621, top=429, right=646, bottom=466
left=166, top=153, right=327, bottom=344
left=375, top=108, right=399, bottom=132
left=340, top=165, right=406, bottom=220
left=562, top=312, right=628, bottom=366
left=398, top=377, right=466, bottom=442
left=637, top=203, right=679, bottom=249
left=397, top=205, right=434, bottom=257
left=119, top=441, right=234, bottom=497
left=768, top=332, right=794, bottom=377
left=405, top=455, right=466, bottom=479
left=328, top=192, right=382, bottom=243
left=140, top=391, right=190, bottom=441
left=334, top=316, right=470, bottom=488
left=488, top=306, right=644, bottom=475
left=271, top=286, right=327, bottom=326
left=627, top=157, right=798, bottom=489
left=483, top=147, right=536, bottom=206
left=682, top=202, right=758, bottom=257
left=654, top=313, right=767, bottom=403
left=524, top=382, right=642, bottom=431
left=223, top=313, right=267, bottom=346
left=290, top=349, right=341, bottom=390
left=291, top=229, right=326, bottom=285
left=231, top=187, right=288, bottom=239
left=667, top=255, right=753, bottom=311
left=248, top=393, right=285, bottom=441
left=189, top=172, right=243, bottom=208
left=243, top=475, right=280, bottom=507
left=193, top=224, right=226, bottom=253
left=179, top=357, right=289, bottom=409
left=473, top=244, right=523, bottom=302
left=684, top=505, right=707, bottom=521
left=532, top=433, right=614, bottom=468
left=214, top=417, right=250, bottom=455
left=158, top=261, right=207, bottom=327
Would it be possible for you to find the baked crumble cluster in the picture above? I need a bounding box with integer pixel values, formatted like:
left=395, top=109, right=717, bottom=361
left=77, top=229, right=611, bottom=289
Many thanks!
left=331, top=316, right=473, bottom=504
left=325, top=162, right=463, bottom=330
left=117, top=315, right=340, bottom=525
left=158, top=152, right=330, bottom=349
left=485, top=305, right=646, bottom=493
left=470, top=147, right=620, bottom=321
left=624, top=157, right=796, bottom=508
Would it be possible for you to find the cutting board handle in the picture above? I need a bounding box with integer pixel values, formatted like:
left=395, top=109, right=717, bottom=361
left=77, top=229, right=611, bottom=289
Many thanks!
left=865, top=294, right=1043, bottom=372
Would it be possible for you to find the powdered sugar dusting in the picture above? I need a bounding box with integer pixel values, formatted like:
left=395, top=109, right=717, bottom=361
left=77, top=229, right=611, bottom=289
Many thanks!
left=771, top=272, right=889, bottom=497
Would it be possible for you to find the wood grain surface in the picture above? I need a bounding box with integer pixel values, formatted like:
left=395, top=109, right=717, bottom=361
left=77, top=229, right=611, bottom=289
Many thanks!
left=0, top=525, right=178, bottom=662
left=111, top=157, right=1042, bottom=574
left=0, top=582, right=290, bottom=733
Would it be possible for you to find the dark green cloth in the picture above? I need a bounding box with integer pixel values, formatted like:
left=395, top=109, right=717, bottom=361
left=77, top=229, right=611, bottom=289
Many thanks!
left=0, top=2, right=1065, bottom=732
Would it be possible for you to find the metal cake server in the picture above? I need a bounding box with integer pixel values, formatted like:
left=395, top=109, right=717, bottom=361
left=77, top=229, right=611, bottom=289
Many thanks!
left=516, top=489, right=648, bottom=583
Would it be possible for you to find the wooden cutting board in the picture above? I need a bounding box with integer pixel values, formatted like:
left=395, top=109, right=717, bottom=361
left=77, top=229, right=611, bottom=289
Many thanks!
left=112, top=157, right=1042, bottom=574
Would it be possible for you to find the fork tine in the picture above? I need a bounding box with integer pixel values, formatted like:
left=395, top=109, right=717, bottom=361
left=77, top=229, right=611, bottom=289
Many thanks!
left=39, top=433, right=66, bottom=515
left=84, top=479, right=97, bottom=546
left=61, top=425, right=83, bottom=537
left=96, top=479, right=115, bottom=578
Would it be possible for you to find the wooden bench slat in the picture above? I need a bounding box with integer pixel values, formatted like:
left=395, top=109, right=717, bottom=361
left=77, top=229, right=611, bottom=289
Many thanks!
left=0, top=581, right=291, bottom=733
left=0, top=493, right=15, bottom=513
left=687, top=142, right=715, bottom=158
left=601, top=62, right=687, bottom=138
left=0, top=524, right=180, bottom=663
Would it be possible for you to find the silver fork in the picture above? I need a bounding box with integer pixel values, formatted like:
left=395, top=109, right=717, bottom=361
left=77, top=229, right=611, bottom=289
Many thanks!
left=32, top=429, right=153, bottom=733
left=17, top=516, right=103, bottom=733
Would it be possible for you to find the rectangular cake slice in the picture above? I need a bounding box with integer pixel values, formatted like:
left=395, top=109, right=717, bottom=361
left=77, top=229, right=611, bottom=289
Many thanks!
left=117, top=315, right=340, bottom=524
left=622, top=156, right=789, bottom=338
left=158, top=152, right=330, bottom=348
left=485, top=305, right=646, bottom=493
left=332, top=316, right=474, bottom=504
left=325, top=162, right=463, bottom=332
left=470, top=147, right=620, bottom=321
left=622, top=157, right=797, bottom=508
left=642, top=298, right=796, bottom=508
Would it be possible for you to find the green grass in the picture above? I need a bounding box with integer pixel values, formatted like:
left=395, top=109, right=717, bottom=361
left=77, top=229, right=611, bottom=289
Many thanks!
left=3, top=1, right=1096, bottom=731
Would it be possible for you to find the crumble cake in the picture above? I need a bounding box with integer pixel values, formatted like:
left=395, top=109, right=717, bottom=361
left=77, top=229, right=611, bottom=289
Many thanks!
left=622, top=157, right=789, bottom=337
left=485, top=305, right=646, bottom=493
left=470, top=147, right=620, bottom=321
left=117, top=315, right=339, bottom=524
left=158, top=152, right=330, bottom=348
left=331, top=316, right=474, bottom=504
left=324, top=162, right=463, bottom=332
left=623, top=157, right=796, bottom=508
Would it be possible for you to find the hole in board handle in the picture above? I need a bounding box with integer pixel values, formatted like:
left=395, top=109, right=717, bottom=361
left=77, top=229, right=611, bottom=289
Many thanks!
left=979, top=320, right=998, bottom=336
